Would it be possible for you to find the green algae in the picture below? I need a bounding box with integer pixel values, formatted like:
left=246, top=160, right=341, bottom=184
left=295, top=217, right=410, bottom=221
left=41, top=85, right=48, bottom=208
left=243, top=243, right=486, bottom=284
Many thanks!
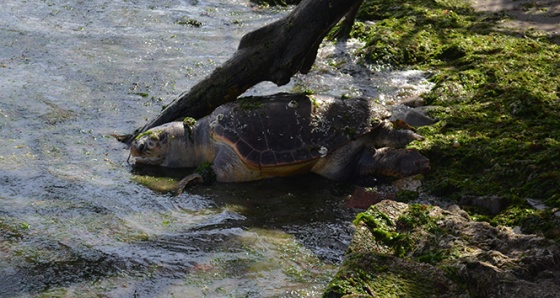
left=0, top=216, right=25, bottom=240
left=324, top=253, right=454, bottom=298
left=395, top=190, right=419, bottom=202
left=134, top=129, right=164, bottom=141
left=195, top=162, right=217, bottom=185
left=487, top=205, right=560, bottom=241
left=183, top=116, right=197, bottom=140
left=238, top=96, right=265, bottom=110
left=176, top=17, right=203, bottom=27
left=183, top=116, right=196, bottom=128
left=326, top=204, right=465, bottom=297
left=326, top=200, right=560, bottom=297
left=353, top=204, right=447, bottom=260
left=131, top=175, right=179, bottom=193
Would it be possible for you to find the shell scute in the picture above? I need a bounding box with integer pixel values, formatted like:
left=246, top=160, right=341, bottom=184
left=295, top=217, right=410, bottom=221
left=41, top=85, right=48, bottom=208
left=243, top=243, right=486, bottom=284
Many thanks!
left=275, top=151, right=295, bottom=164
left=293, top=147, right=313, bottom=161
left=210, top=93, right=390, bottom=167
left=221, top=128, right=240, bottom=146
left=245, top=150, right=261, bottom=165
left=260, top=151, right=277, bottom=165
left=235, top=139, right=254, bottom=159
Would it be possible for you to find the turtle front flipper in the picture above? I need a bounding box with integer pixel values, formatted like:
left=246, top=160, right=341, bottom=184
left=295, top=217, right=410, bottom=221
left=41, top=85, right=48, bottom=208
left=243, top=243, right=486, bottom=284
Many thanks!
left=175, top=173, right=204, bottom=195
left=174, top=162, right=219, bottom=195
left=355, top=147, right=430, bottom=184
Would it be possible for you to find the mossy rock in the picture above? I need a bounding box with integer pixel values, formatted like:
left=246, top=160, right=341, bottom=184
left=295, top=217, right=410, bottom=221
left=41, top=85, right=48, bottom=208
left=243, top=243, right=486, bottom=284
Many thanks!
left=324, top=201, right=560, bottom=297
left=324, top=252, right=463, bottom=297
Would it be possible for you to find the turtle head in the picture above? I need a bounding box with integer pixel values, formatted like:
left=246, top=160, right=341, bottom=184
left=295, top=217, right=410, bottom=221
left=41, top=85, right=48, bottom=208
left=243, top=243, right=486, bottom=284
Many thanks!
left=130, top=128, right=172, bottom=165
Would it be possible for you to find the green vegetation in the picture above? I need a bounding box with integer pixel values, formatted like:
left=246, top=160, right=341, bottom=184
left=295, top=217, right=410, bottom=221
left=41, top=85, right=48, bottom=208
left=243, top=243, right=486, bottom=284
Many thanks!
left=131, top=175, right=179, bottom=193
left=183, top=116, right=197, bottom=140
left=324, top=253, right=455, bottom=297
left=176, top=17, right=203, bottom=27
left=238, top=96, right=265, bottom=110
left=396, top=190, right=419, bottom=202
left=327, top=204, right=464, bottom=297
left=183, top=116, right=196, bottom=128
left=327, top=1, right=560, bottom=294
left=349, top=0, right=559, bottom=206
left=354, top=204, right=452, bottom=261
left=489, top=205, right=560, bottom=240
left=134, top=129, right=164, bottom=141
left=195, top=162, right=217, bottom=185
left=354, top=206, right=412, bottom=258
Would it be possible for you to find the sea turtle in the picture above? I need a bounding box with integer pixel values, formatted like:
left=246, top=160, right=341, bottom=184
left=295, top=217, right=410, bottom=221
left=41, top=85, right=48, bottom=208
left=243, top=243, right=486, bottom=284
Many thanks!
left=129, top=93, right=429, bottom=190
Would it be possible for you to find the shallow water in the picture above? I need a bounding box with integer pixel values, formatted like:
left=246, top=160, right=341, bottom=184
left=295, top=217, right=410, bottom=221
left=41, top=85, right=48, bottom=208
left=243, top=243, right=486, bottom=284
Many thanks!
left=0, top=1, right=432, bottom=296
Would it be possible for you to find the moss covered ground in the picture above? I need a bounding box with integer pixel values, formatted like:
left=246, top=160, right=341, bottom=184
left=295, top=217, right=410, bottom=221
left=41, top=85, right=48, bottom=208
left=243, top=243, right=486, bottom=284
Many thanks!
left=254, top=0, right=559, bottom=211
left=324, top=0, right=560, bottom=295
left=345, top=0, right=560, bottom=235
left=250, top=0, right=560, bottom=240
left=248, top=0, right=560, bottom=295
left=324, top=201, right=560, bottom=297
left=351, top=0, right=559, bottom=203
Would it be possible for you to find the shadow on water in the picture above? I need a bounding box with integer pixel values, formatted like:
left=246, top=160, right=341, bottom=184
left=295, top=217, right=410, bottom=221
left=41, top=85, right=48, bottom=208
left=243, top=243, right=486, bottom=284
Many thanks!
left=131, top=164, right=357, bottom=245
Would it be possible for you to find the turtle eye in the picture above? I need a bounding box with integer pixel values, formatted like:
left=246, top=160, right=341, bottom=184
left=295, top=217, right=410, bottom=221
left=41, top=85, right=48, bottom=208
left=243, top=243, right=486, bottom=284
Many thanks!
left=137, top=143, right=145, bottom=152
left=159, top=132, right=169, bottom=145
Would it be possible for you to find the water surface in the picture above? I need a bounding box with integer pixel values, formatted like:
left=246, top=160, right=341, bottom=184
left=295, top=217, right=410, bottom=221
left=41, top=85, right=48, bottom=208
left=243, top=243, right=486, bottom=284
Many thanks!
left=0, top=1, right=432, bottom=296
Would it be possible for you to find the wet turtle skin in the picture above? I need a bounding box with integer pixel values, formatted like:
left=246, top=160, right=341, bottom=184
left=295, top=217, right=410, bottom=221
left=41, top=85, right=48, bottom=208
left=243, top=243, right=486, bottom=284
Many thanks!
left=130, top=93, right=429, bottom=184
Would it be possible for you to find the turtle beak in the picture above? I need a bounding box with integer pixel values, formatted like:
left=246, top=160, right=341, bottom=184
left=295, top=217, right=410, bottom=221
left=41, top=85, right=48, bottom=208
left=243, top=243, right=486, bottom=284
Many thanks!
left=129, top=141, right=144, bottom=157
left=128, top=140, right=142, bottom=164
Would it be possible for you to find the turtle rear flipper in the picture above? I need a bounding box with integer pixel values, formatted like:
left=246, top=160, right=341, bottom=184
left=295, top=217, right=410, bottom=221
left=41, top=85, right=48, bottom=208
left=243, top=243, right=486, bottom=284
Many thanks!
left=371, top=121, right=424, bottom=148
left=355, top=147, right=430, bottom=183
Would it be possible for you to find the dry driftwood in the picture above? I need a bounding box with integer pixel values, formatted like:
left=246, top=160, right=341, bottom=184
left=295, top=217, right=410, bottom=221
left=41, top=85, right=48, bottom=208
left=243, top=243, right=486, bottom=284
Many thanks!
left=122, top=0, right=363, bottom=144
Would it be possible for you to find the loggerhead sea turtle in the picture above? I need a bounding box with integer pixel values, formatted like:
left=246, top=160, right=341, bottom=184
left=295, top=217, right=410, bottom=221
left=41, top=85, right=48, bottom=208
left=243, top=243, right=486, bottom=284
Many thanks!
left=129, top=93, right=429, bottom=189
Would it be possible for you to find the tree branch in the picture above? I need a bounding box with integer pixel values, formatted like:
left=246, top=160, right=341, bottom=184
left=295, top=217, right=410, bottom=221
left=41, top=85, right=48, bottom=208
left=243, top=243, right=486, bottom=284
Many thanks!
left=123, top=0, right=361, bottom=144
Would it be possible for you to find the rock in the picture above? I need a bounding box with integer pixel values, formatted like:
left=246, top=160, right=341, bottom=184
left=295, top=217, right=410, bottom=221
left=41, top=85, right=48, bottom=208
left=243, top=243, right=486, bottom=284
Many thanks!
left=402, top=109, right=438, bottom=127
left=344, top=186, right=396, bottom=209
left=399, top=96, right=425, bottom=107
left=390, top=104, right=438, bottom=128
left=526, top=198, right=547, bottom=210
left=392, top=175, right=423, bottom=192
left=459, top=195, right=509, bottom=215
left=345, top=187, right=396, bottom=209
left=345, top=175, right=425, bottom=209
left=324, top=200, right=560, bottom=297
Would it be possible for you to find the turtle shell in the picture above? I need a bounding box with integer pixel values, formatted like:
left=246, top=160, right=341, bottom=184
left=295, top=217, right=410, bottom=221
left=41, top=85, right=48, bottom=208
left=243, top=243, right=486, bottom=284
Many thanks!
left=210, top=93, right=390, bottom=168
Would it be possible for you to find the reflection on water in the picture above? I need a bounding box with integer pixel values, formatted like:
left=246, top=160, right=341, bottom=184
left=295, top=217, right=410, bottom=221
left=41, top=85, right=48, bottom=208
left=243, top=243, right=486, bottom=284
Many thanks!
left=0, top=0, right=432, bottom=296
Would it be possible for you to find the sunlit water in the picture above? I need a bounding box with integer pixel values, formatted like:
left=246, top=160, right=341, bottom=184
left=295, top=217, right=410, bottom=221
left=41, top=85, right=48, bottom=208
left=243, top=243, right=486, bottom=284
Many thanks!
left=0, top=1, right=432, bottom=297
